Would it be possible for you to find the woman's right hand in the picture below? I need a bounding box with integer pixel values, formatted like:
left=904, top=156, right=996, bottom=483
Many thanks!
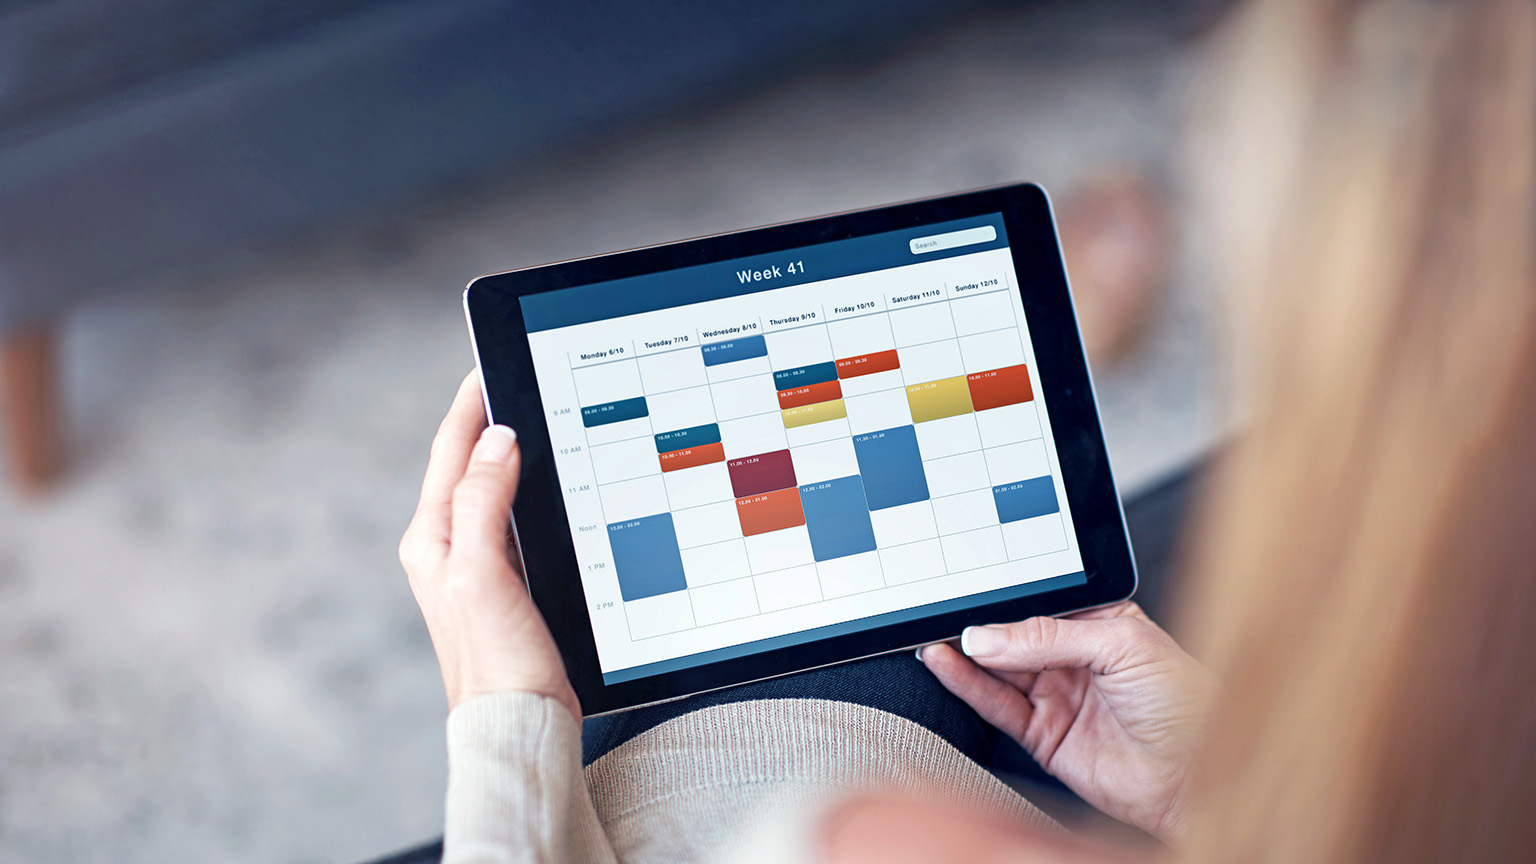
left=920, top=602, right=1213, bottom=842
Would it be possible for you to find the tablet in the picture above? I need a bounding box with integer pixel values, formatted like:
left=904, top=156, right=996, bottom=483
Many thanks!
left=465, top=183, right=1135, bottom=715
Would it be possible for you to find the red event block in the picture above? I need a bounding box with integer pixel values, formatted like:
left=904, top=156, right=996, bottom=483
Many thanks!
left=658, top=441, right=726, bottom=473
left=966, top=364, right=1034, bottom=411
left=735, top=487, right=806, bottom=536
left=726, top=449, right=797, bottom=498
left=777, top=378, right=843, bottom=410
left=836, top=349, right=901, bottom=379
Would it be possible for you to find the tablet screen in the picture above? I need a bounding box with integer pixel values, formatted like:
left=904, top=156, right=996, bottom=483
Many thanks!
left=518, top=214, right=1087, bottom=684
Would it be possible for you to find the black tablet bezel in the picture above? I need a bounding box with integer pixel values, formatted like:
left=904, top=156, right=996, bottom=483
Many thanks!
left=465, top=183, right=1136, bottom=715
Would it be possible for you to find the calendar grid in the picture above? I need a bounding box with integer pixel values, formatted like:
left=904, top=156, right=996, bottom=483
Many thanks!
left=568, top=279, right=1067, bottom=642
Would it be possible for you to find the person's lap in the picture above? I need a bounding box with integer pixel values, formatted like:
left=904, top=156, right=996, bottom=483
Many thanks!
left=580, top=648, right=1080, bottom=808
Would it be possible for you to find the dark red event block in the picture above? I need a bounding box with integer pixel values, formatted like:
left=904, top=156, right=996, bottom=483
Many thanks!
left=726, top=449, right=797, bottom=499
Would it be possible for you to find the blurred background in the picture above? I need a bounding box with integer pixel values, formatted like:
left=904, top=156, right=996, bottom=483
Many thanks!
left=0, top=1, right=1233, bottom=861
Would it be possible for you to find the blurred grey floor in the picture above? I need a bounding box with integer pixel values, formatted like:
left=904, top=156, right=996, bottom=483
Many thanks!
left=0, top=8, right=1218, bottom=863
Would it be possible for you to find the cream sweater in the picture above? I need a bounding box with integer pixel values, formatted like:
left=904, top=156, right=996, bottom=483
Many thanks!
left=443, top=692, right=1055, bottom=864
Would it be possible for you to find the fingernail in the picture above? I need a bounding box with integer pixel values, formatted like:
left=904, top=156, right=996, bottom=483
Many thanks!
left=914, top=645, right=926, bottom=662
left=960, top=625, right=1005, bottom=658
left=475, top=425, right=518, bottom=463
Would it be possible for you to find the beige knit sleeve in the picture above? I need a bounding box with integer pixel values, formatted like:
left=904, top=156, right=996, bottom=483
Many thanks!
left=443, top=692, right=617, bottom=864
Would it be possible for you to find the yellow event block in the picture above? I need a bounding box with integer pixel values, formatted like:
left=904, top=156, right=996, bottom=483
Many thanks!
left=905, top=376, right=975, bottom=423
left=781, top=398, right=848, bottom=429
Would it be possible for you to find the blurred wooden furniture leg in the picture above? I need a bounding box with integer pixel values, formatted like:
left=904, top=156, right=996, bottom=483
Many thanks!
left=1, top=323, right=63, bottom=494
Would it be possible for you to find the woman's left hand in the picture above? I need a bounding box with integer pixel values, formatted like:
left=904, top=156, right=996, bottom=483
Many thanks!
left=399, top=372, right=580, bottom=719
left=920, top=603, right=1210, bottom=842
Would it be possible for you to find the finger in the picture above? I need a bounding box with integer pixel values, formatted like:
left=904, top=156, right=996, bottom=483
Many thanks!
left=984, top=665, right=1038, bottom=693
left=409, top=372, right=487, bottom=548
left=449, top=425, right=523, bottom=560
left=920, top=642, right=1034, bottom=740
left=959, top=615, right=1151, bottom=675
left=938, top=648, right=1039, bottom=700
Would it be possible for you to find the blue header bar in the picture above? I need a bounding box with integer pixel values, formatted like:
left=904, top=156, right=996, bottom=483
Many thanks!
left=520, top=214, right=1009, bottom=332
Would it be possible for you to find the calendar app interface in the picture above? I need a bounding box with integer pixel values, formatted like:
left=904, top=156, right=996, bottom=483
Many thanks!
left=519, top=215, right=1086, bottom=683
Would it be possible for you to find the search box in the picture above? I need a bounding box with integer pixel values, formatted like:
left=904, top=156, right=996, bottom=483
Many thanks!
left=909, top=225, right=997, bottom=255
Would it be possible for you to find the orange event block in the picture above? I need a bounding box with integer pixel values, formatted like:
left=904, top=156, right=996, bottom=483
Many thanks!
left=777, top=378, right=843, bottom=410
left=836, top=349, right=900, bottom=379
left=966, top=364, right=1034, bottom=411
left=658, top=441, right=726, bottom=473
left=735, top=486, right=806, bottom=536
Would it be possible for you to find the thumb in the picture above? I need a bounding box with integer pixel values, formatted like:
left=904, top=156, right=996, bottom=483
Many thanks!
left=449, top=425, right=522, bottom=558
left=960, top=615, right=1153, bottom=675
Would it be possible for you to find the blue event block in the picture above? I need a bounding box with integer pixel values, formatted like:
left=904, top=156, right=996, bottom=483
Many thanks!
left=992, top=476, right=1060, bottom=523
left=581, top=396, right=649, bottom=428
left=654, top=423, right=722, bottom=454
left=607, top=513, right=688, bottom=601
left=799, top=475, right=878, bottom=562
left=700, top=334, right=768, bottom=367
left=851, top=425, right=930, bottom=510
left=772, top=361, right=839, bottom=390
